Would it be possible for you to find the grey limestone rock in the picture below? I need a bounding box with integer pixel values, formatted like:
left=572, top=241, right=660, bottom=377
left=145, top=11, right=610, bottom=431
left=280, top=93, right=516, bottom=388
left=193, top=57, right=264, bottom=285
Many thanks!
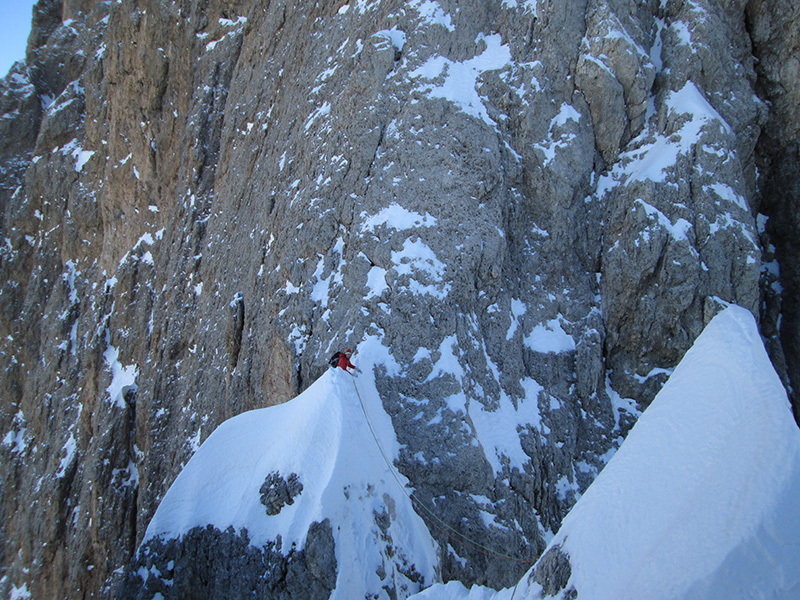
left=0, top=0, right=797, bottom=598
left=114, top=521, right=337, bottom=600
left=531, top=543, right=574, bottom=598
left=260, top=471, right=304, bottom=516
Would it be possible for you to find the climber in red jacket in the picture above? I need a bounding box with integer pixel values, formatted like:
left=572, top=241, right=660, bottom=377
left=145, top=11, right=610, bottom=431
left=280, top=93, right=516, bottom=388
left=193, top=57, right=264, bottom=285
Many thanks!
left=331, top=348, right=359, bottom=374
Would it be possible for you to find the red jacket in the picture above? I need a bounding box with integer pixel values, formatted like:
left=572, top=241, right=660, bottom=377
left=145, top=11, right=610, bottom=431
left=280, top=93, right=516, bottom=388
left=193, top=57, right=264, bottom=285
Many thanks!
left=337, top=353, right=356, bottom=372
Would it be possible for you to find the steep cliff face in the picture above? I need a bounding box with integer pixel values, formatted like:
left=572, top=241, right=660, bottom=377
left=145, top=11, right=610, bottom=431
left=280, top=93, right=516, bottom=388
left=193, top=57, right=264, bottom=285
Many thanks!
left=747, top=0, right=800, bottom=422
left=0, top=0, right=797, bottom=598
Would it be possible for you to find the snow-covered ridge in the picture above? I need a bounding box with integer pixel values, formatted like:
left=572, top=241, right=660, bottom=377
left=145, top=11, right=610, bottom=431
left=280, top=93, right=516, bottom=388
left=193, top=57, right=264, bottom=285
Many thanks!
left=414, top=305, right=800, bottom=599
left=142, top=338, right=438, bottom=599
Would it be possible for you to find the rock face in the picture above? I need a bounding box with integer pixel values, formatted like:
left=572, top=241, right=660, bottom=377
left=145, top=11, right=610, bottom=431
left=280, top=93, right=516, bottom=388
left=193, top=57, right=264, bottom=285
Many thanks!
left=115, top=521, right=338, bottom=600
left=747, top=0, right=800, bottom=423
left=0, top=0, right=797, bottom=598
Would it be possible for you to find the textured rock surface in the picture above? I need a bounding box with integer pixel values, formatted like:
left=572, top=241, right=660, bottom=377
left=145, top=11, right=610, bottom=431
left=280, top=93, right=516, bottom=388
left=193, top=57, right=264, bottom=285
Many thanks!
left=531, top=544, right=574, bottom=598
left=260, top=471, right=304, bottom=516
left=747, top=0, right=800, bottom=422
left=114, top=521, right=337, bottom=600
left=0, top=0, right=797, bottom=598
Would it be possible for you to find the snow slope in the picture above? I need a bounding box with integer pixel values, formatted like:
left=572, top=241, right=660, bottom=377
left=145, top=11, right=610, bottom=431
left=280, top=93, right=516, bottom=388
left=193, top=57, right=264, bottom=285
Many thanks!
left=143, top=337, right=438, bottom=599
left=412, top=305, right=800, bottom=599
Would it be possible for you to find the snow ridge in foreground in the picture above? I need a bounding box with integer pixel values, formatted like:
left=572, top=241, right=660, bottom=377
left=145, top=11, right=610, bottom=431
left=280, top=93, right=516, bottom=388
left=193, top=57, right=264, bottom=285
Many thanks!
left=417, top=305, right=800, bottom=600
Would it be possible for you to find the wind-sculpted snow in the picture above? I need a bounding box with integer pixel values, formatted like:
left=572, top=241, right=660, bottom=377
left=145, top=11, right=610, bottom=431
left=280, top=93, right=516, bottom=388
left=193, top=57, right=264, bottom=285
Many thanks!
left=130, top=338, right=437, bottom=599
left=414, top=305, right=800, bottom=599
left=524, top=305, right=800, bottom=599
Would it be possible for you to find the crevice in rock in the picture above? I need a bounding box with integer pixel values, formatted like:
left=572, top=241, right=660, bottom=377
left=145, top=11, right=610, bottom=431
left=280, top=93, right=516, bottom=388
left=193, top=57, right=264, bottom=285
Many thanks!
left=226, top=292, right=245, bottom=370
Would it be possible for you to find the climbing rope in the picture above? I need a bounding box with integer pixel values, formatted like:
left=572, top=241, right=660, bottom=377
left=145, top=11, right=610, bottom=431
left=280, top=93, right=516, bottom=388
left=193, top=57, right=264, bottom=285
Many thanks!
left=349, top=376, right=536, bottom=570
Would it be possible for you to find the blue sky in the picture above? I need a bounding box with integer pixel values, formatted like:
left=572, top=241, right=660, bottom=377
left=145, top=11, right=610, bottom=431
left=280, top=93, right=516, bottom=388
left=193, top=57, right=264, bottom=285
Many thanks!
left=0, top=0, right=38, bottom=76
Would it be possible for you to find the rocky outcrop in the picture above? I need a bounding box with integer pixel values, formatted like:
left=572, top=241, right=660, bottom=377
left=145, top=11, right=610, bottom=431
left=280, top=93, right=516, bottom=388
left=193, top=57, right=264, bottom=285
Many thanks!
left=0, top=0, right=797, bottom=598
left=531, top=544, right=574, bottom=599
left=114, top=521, right=337, bottom=600
left=260, top=471, right=303, bottom=516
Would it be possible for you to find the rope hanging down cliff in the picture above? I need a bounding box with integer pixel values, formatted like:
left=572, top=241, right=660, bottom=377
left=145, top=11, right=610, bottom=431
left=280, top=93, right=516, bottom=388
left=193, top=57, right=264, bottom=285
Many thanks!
left=349, top=376, right=536, bottom=568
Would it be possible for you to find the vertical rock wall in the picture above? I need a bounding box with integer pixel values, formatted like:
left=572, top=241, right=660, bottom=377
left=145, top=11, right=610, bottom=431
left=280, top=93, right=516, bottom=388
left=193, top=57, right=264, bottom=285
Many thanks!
left=0, top=0, right=796, bottom=598
left=747, top=0, right=800, bottom=422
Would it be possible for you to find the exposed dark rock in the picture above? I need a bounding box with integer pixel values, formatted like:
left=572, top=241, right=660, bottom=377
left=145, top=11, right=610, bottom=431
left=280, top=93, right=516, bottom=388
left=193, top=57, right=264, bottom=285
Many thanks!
left=531, top=543, right=573, bottom=598
left=114, top=522, right=335, bottom=600
left=260, top=471, right=304, bottom=516
left=747, top=0, right=800, bottom=423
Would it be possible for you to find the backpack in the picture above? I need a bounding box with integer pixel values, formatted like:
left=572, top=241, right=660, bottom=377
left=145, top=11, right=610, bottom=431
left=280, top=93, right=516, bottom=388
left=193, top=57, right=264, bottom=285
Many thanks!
left=329, top=352, right=343, bottom=368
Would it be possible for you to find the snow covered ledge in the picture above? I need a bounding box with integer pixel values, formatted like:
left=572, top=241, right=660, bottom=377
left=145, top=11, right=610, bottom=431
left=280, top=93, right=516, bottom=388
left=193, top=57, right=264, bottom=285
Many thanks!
left=414, top=305, right=800, bottom=600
